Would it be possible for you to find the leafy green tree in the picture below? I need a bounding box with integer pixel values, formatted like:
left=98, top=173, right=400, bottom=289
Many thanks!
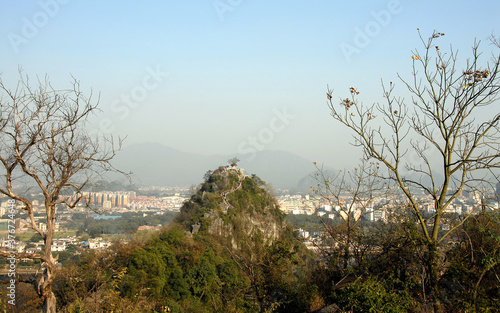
left=340, top=276, right=417, bottom=313
left=53, top=241, right=147, bottom=312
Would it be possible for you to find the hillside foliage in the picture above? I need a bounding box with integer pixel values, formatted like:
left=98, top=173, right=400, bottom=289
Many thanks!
left=40, top=167, right=318, bottom=313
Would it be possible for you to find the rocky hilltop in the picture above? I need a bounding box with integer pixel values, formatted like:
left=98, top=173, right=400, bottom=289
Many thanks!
left=175, top=165, right=294, bottom=252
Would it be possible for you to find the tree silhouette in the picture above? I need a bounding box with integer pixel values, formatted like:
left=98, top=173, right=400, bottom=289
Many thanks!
left=228, top=157, right=240, bottom=167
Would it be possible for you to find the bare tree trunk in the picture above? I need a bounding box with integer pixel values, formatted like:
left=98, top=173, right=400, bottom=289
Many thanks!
left=343, top=220, right=351, bottom=270
left=42, top=291, right=57, bottom=313
left=37, top=257, right=57, bottom=312
left=38, top=209, right=58, bottom=312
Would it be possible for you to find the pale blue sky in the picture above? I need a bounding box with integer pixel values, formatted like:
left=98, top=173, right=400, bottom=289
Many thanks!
left=1, top=0, right=499, bottom=169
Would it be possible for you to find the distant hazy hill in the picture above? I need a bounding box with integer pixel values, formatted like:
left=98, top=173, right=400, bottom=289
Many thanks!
left=294, top=167, right=340, bottom=193
left=110, top=142, right=317, bottom=189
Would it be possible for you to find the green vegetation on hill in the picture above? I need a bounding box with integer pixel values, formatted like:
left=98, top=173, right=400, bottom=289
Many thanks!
left=45, top=167, right=318, bottom=312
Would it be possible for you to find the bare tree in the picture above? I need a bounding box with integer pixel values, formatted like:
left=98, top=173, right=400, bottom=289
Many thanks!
left=326, top=31, right=500, bottom=310
left=0, top=72, right=123, bottom=313
left=311, top=160, right=387, bottom=271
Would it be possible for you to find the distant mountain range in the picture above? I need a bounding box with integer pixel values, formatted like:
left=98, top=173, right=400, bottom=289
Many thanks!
left=110, top=142, right=320, bottom=190
left=109, top=142, right=451, bottom=192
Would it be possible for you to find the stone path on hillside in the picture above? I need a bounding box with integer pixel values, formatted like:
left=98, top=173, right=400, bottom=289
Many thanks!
left=220, top=169, right=245, bottom=213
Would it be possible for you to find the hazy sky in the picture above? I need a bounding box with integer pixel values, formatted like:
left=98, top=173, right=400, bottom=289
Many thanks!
left=1, top=0, right=499, bottom=170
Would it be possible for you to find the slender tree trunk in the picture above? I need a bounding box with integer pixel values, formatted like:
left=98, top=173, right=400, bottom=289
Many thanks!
left=41, top=215, right=57, bottom=313
left=426, top=243, right=442, bottom=313
left=343, top=242, right=350, bottom=270
left=343, top=219, right=351, bottom=270
left=39, top=259, right=57, bottom=313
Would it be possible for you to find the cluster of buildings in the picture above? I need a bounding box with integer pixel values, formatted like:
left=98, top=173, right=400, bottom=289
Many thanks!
left=290, top=188, right=500, bottom=252
left=127, top=195, right=185, bottom=211
left=0, top=235, right=112, bottom=259
left=278, top=194, right=318, bottom=215
left=280, top=187, right=499, bottom=225
left=64, top=191, right=136, bottom=209
left=0, top=190, right=188, bottom=260
left=68, top=191, right=187, bottom=212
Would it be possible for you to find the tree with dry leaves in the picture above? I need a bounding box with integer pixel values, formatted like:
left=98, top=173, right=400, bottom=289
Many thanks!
left=0, top=72, right=123, bottom=313
left=326, top=31, right=500, bottom=311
